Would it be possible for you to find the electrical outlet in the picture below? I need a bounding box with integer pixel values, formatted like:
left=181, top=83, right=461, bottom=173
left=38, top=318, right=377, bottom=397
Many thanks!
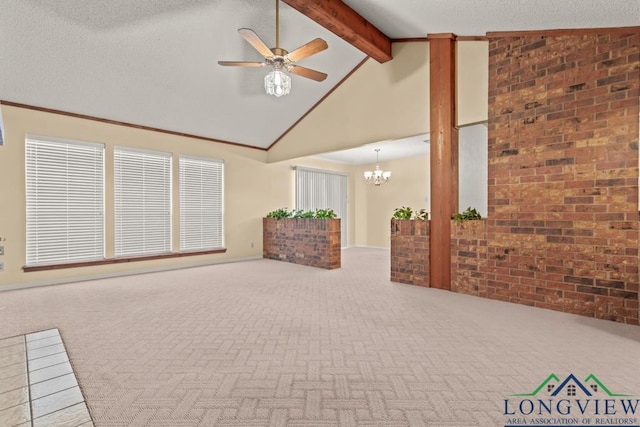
left=0, top=246, right=4, bottom=256
left=251, top=242, right=254, bottom=248
left=0, top=261, right=4, bottom=272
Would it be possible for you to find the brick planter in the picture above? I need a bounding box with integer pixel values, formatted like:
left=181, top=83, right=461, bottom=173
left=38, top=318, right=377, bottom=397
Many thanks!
left=451, top=219, right=488, bottom=297
left=262, top=218, right=341, bottom=269
left=390, top=219, right=430, bottom=287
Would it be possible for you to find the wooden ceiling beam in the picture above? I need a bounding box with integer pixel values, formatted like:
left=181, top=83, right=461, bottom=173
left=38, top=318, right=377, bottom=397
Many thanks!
left=282, top=0, right=392, bottom=63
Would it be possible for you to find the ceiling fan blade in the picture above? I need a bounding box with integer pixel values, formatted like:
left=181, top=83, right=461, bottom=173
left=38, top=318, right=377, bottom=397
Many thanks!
left=288, top=65, right=327, bottom=82
left=286, top=38, right=328, bottom=62
left=238, top=28, right=274, bottom=59
left=218, top=61, right=265, bottom=67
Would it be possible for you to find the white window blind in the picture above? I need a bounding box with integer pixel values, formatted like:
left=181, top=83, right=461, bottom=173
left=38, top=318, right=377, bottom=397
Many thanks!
left=26, top=137, right=105, bottom=265
left=179, top=155, right=224, bottom=251
left=294, top=167, right=348, bottom=247
left=114, top=147, right=172, bottom=257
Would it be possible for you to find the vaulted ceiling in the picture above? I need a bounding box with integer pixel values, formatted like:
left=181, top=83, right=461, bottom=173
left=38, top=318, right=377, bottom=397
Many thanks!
left=0, top=1, right=637, bottom=150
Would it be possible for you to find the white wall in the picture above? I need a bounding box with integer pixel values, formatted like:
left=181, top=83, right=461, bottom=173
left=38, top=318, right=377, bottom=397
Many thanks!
left=268, top=42, right=430, bottom=163
left=0, top=106, right=355, bottom=288
left=269, top=40, right=489, bottom=164
left=355, top=154, right=430, bottom=248
left=457, top=41, right=489, bottom=126
left=459, top=123, right=488, bottom=216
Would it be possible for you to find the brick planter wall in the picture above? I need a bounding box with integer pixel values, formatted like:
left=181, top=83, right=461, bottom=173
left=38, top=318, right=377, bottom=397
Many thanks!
left=487, top=31, right=639, bottom=324
left=262, top=218, right=341, bottom=269
left=390, top=219, right=430, bottom=287
left=451, top=220, right=488, bottom=297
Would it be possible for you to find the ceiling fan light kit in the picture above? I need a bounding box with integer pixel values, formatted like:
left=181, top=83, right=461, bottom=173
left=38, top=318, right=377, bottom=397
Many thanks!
left=265, top=69, right=291, bottom=97
left=218, top=0, right=328, bottom=97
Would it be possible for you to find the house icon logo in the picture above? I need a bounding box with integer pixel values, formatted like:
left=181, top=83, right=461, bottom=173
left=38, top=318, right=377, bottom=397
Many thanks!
left=503, top=373, right=638, bottom=427
left=512, top=373, right=632, bottom=398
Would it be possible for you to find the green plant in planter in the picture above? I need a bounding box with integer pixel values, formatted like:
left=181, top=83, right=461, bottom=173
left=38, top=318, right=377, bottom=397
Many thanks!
left=415, top=209, right=429, bottom=220
left=292, top=209, right=314, bottom=218
left=314, top=208, right=337, bottom=219
left=266, top=208, right=292, bottom=220
left=452, top=206, right=482, bottom=224
left=392, top=206, right=413, bottom=220
left=267, top=208, right=337, bottom=219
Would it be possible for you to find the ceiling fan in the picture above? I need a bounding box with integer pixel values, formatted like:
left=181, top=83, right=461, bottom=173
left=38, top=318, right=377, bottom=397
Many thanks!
left=218, top=0, right=328, bottom=97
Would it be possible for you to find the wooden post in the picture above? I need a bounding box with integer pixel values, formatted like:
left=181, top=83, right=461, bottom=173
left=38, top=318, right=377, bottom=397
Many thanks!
left=428, top=33, right=458, bottom=290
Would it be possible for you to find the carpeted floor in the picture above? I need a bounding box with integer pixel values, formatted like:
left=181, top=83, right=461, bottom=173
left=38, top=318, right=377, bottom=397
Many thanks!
left=0, top=247, right=639, bottom=426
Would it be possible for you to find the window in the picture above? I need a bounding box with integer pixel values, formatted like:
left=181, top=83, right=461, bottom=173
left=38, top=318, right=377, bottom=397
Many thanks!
left=295, top=166, right=347, bottom=247
left=566, top=384, right=576, bottom=396
left=26, top=137, right=104, bottom=265
left=179, top=155, right=224, bottom=251
left=114, top=147, right=172, bottom=257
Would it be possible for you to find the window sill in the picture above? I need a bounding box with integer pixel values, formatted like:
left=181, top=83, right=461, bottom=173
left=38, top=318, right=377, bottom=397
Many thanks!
left=22, top=248, right=227, bottom=272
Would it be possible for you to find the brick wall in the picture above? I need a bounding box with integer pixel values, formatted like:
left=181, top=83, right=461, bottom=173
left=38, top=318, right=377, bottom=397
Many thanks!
left=390, top=219, right=430, bottom=286
left=451, top=220, right=488, bottom=297
left=263, top=218, right=341, bottom=269
left=487, top=31, right=639, bottom=324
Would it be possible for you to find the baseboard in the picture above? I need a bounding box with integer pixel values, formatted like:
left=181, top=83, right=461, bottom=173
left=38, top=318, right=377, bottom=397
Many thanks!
left=349, top=245, right=390, bottom=250
left=0, top=256, right=263, bottom=292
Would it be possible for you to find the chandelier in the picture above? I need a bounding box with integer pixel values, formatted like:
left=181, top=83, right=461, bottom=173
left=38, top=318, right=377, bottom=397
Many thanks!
left=364, top=149, right=391, bottom=186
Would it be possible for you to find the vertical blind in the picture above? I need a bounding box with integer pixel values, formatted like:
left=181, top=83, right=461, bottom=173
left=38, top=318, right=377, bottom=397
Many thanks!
left=179, top=155, right=224, bottom=251
left=294, top=167, right=348, bottom=247
left=25, top=137, right=105, bottom=265
left=114, top=147, right=172, bottom=257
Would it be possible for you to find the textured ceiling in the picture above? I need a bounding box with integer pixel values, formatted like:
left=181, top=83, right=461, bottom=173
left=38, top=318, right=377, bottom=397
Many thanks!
left=0, top=0, right=637, bottom=152
left=343, top=0, right=639, bottom=38
left=314, top=134, right=429, bottom=165
left=0, top=0, right=365, bottom=148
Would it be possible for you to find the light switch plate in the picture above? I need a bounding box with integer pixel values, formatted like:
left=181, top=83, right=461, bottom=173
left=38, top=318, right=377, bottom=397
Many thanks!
left=0, top=246, right=4, bottom=256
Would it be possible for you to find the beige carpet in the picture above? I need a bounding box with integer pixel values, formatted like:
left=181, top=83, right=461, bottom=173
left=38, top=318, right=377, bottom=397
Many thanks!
left=0, top=247, right=639, bottom=426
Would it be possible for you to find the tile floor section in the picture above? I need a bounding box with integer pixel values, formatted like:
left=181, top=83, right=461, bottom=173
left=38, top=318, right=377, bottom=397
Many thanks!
left=0, top=328, right=93, bottom=427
